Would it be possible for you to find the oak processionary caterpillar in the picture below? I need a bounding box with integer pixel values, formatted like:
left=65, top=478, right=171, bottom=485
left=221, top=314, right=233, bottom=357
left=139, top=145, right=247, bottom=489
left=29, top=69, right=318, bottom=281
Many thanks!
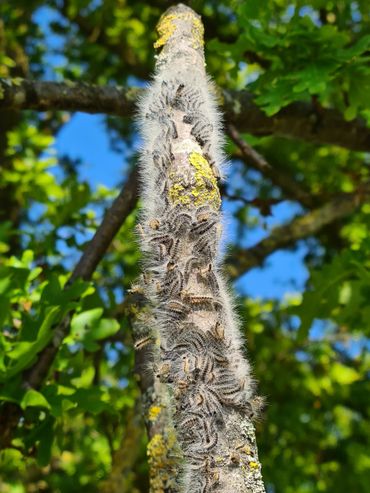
left=135, top=5, right=264, bottom=493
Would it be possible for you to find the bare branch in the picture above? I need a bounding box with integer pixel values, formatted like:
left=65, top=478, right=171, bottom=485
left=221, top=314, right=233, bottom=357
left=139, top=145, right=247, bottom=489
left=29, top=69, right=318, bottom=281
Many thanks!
left=70, top=168, right=139, bottom=282
left=223, top=89, right=370, bottom=153
left=1, top=78, right=370, bottom=152
left=226, top=188, right=367, bottom=279
left=227, top=123, right=319, bottom=208
left=0, top=78, right=138, bottom=117
left=25, top=166, right=139, bottom=389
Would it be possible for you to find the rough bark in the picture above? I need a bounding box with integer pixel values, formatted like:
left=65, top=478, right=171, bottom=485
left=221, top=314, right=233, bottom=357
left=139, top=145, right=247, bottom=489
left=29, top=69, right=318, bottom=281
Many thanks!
left=1, top=77, right=370, bottom=153
left=135, top=4, right=265, bottom=492
left=0, top=77, right=139, bottom=117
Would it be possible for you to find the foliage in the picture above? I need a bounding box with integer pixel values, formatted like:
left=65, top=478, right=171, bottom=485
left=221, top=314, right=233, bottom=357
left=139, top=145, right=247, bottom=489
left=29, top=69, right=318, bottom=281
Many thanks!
left=0, top=1, right=369, bottom=492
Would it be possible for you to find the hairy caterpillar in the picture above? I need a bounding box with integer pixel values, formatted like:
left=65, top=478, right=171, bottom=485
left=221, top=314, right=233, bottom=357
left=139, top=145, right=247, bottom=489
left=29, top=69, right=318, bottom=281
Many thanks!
left=135, top=4, right=265, bottom=492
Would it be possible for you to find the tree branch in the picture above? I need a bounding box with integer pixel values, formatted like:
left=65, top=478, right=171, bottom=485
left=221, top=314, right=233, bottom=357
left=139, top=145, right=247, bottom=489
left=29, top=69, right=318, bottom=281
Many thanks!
left=227, top=123, right=319, bottom=209
left=223, top=89, right=370, bottom=152
left=1, top=78, right=370, bottom=152
left=135, top=4, right=266, bottom=491
left=226, top=188, right=367, bottom=279
left=25, top=166, right=139, bottom=389
left=0, top=78, right=139, bottom=117
left=0, top=78, right=140, bottom=116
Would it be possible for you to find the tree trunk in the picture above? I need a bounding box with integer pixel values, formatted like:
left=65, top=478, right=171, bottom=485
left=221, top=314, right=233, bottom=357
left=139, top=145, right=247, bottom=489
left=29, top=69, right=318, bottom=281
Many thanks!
left=136, top=4, right=265, bottom=492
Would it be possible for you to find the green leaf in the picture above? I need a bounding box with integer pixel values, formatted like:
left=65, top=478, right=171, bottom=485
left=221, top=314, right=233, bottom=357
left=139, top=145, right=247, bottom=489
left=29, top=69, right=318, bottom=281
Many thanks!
left=237, top=0, right=269, bottom=20
left=42, top=384, right=77, bottom=417
left=0, top=376, right=24, bottom=404
left=21, top=389, right=51, bottom=410
left=69, top=309, right=120, bottom=350
left=0, top=296, right=10, bottom=328
left=90, top=318, right=120, bottom=340
left=330, top=363, right=360, bottom=385
left=3, top=306, right=61, bottom=380
left=36, top=418, right=55, bottom=467
left=71, top=308, right=104, bottom=340
left=71, top=387, right=111, bottom=414
left=41, top=275, right=90, bottom=309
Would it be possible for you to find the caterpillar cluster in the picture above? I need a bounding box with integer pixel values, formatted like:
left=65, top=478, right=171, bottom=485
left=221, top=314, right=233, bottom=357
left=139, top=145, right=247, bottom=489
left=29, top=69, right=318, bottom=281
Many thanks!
left=136, top=68, right=261, bottom=492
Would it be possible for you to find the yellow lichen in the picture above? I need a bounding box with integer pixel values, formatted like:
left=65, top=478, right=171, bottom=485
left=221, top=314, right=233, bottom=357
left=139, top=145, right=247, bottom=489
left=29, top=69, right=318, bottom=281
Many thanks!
left=148, top=405, right=162, bottom=422
left=154, top=12, right=204, bottom=50
left=189, top=151, right=210, bottom=173
left=249, top=461, right=259, bottom=469
left=147, top=430, right=178, bottom=493
left=191, top=15, right=204, bottom=49
left=147, top=434, right=167, bottom=464
left=168, top=152, right=221, bottom=209
left=189, top=151, right=221, bottom=209
left=147, top=434, right=167, bottom=493
left=154, top=13, right=177, bottom=49
left=168, top=183, right=191, bottom=205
